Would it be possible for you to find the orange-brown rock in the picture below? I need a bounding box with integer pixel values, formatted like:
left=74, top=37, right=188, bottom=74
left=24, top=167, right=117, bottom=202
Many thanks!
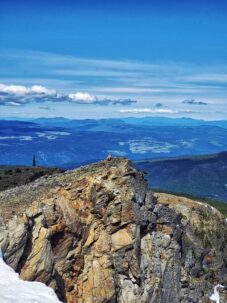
left=0, top=158, right=226, bottom=303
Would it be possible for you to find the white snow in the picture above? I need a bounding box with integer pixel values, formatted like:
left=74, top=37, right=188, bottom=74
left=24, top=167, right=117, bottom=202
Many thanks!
left=209, top=284, right=224, bottom=303
left=0, top=250, right=61, bottom=303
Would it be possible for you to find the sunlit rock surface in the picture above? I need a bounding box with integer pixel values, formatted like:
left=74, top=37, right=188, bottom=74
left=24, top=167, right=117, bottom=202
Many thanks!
left=0, top=158, right=226, bottom=302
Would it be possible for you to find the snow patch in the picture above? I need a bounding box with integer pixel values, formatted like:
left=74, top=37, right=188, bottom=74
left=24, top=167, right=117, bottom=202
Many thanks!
left=36, top=131, right=71, bottom=140
left=0, top=249, right=61, bottom=303
left=0, top=136, right=32, bottom=141
left=209, top=284, right=224, bottom=303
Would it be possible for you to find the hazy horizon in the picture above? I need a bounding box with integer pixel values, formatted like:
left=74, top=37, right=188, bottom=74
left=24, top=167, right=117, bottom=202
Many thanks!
left=1, top=115, right=227, bottom=122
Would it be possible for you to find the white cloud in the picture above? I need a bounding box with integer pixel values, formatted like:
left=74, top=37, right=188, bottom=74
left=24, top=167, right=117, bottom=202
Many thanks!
left=0, top=84, right=56, bottom=96
left=68, top=93, right=137, bottom=105
left=8, top=101, right=21, bottom=106
left=119, top=108, right=179, bottom=114
left=0, top=84, right=29, bottom=95
left=0, top=83, right=61, bottom=106
left=31, top=85, right=56, bottom=95
left=68, top=92, right=97, bottom=103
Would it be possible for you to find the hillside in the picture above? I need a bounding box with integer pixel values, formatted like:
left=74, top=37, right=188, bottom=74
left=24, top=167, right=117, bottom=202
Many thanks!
left=0, top=158, right=226, bottom=302
left=0, top=166, right=63, bottom=191
left=134, top=151, right=227, bottom=203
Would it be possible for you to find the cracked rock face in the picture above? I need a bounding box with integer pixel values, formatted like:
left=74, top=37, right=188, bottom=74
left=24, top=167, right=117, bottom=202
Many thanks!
left=0, top=158, right=226, bottom=303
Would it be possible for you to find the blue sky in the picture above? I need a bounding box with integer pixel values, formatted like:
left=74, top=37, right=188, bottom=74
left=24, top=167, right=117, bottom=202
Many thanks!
left=0, top=0, right=227, bottom=119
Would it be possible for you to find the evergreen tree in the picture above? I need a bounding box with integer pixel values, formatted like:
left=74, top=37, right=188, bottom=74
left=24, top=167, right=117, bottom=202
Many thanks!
left=32, top=155, right=36, bottom=167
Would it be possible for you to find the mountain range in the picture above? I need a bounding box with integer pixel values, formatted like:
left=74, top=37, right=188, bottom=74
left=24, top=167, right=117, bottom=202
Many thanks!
left=1, top=117, right=227, bottom=168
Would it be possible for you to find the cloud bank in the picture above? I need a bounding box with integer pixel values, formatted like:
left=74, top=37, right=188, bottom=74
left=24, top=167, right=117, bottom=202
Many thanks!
left=0, top=84, right=137, bottom=107
left=0, top=84, right=64, bottom=106
left=68, top=92, right=136, bottom=105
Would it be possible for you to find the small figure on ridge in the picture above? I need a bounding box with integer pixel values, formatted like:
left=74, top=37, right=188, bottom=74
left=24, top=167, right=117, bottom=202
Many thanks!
left=106, top=154, right=113, bottom=161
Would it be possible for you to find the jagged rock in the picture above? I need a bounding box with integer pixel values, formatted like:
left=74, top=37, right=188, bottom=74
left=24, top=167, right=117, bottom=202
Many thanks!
left=0, top=158, right=226, bottom=302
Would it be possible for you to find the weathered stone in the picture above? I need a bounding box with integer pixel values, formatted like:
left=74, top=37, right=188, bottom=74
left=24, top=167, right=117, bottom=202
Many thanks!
left=111, top=225, right=136, bottom=251
left=0, top=158, right=226, bottom=303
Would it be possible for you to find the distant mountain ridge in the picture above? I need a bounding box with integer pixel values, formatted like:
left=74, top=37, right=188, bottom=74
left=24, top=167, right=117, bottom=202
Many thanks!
left=1, top=117, right=227, bottom=167
left=5, top=116, right=227, bottom=128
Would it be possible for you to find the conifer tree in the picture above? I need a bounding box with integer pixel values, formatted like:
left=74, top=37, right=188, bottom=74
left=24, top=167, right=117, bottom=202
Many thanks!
left=32, top=155, right=36, bottom=167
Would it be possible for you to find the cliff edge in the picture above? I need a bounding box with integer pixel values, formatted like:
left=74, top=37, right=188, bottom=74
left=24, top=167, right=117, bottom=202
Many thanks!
left=0, top=158, right=226, bottom=303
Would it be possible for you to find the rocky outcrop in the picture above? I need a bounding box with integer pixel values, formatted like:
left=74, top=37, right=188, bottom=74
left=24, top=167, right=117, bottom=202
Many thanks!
left=0, top=158, right=226, bottom=303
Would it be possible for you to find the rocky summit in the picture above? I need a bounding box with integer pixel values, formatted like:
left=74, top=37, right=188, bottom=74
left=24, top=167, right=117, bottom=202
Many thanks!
left=0, top=158, right=226, bottom=303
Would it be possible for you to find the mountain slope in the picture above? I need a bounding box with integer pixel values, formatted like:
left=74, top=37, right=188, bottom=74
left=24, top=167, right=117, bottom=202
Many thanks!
left=135, top=151, right=227, bottom=203
left=0, top=158, right=226, bottom=302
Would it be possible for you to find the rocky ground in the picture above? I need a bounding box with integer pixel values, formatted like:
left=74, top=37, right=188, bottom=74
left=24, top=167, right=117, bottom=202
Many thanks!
left=0, top=158, right=226, bottom=303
